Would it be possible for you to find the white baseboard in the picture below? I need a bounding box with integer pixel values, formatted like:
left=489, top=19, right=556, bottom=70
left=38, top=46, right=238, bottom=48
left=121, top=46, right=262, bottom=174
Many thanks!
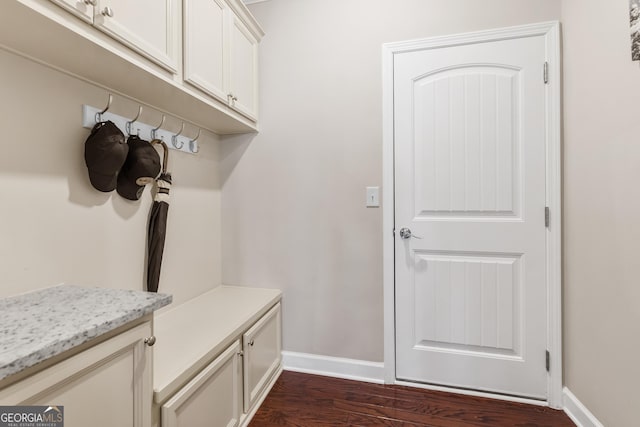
left=563, top=387, right=605, bottom=427
left=282, top=351, right=385, bottom=384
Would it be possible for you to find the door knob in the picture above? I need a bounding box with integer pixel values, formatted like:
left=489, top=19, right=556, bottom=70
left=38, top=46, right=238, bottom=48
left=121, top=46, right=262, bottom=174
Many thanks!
left=399, top=227, right=421, bottom=240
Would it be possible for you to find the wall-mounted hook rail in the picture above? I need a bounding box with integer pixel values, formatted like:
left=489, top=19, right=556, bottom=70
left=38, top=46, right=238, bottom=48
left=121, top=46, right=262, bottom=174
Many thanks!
left=82, top=104, right=199, bottom=155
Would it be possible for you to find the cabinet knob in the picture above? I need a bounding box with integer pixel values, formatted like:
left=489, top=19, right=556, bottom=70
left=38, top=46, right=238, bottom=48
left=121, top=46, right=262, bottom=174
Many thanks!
left=83, top=0, right=97, bottom=5
left=248, top=339, right=254, bottom=346
left=101, top=7, right=114, bottom=17
left=144, top=336, right=157, bottom=346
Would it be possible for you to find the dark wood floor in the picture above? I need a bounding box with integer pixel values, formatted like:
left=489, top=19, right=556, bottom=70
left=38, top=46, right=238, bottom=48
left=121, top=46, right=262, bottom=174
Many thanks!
left=249, top=371, right=575, bottom=427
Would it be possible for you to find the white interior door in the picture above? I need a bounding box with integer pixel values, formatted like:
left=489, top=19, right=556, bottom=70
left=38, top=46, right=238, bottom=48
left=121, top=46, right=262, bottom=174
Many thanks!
left=394, top=32, right=549, bottom=399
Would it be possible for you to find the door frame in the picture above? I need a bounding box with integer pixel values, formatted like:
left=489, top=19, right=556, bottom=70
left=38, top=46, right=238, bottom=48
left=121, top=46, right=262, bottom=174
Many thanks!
left=381, top=21, right=562, bottom=408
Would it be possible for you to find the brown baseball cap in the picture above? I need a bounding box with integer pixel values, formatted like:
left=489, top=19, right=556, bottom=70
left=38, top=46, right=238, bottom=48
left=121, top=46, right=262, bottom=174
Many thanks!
left=84, top=121, right=128, bottom=192
left=116, top=136, right=161, bottom=200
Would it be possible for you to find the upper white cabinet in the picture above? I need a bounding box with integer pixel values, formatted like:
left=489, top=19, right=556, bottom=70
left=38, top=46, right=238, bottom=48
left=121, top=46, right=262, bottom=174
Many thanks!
left=2, top=0, right=262, bottom=132
left=48, top=0, right=93, bottom=22
left=229, top=14, right=259, bottom=121
left=184, top=0, right=262, bottom=122
left=184, top=0, right=229, bottom=103
left=48, top=0, right=179, bottom=72
left=94, top=0, right=179, bottom=72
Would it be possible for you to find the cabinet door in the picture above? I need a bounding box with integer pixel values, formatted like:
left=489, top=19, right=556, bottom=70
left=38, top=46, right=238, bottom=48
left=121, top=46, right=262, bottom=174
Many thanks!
left=183, top=0, right=229, bottom=104
left=243, top=303, right=281, bottom=412
left=229, top=14, right=259, bottom=121
left=162, top=340, right=242, bottom=427
left=0, top=322, right=153, bottom=427
left=48, top=0, right=94, bottom=22
left=94, top=0, right=178, bottom=72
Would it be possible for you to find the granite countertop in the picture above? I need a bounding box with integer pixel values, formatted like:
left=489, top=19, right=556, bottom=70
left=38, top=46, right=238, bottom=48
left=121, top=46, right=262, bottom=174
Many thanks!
left=0, top=285, right=172, bottom=382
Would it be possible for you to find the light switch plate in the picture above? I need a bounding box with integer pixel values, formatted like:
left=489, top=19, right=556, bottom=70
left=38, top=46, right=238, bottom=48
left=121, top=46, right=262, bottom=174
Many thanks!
left=366, top=187, right=380, bottom=207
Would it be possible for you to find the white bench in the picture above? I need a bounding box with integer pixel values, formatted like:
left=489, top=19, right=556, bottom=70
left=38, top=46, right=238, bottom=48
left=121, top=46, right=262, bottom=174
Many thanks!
left=153, top=286, right=282, bottom=427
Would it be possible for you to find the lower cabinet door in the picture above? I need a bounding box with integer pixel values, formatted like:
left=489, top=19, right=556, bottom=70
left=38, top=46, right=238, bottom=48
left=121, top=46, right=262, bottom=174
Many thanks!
left=0, top=322, right=153, bottom=427
left=243, top=303, right=282, bottom=412
left=162, top=340, right=242, bottom=427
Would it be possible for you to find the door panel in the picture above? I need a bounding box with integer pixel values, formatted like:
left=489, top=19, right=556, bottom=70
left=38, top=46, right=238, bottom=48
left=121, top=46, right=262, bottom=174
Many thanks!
left=162, top=341, right=241, bottom=427
left=183, top=0, right=229, bottom=103
left=414, top=67, right=520, bottom=217
left=413, top=251, right=520, bottom=354
left=395, top=34, right=547, bottom=398
left=229, top=15, right=258, bottom=121
left=95, top=0, right=177, bottom=71
left=243, top=303, right=282, bottom=412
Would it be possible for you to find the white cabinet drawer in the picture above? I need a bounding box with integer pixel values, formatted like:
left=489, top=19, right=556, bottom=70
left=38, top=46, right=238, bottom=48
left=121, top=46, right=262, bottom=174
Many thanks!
left=242, top=302, right=281, bottom=412
left=162, top=340, right=242, bottom=427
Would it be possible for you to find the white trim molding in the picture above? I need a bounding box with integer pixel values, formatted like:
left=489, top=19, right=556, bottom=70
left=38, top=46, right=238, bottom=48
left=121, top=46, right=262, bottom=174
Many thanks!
left=382, top=21, right=563, bottom=407
left=563, top=388, right=605, bottom=427
left=282, top=351, right=385, bottom=384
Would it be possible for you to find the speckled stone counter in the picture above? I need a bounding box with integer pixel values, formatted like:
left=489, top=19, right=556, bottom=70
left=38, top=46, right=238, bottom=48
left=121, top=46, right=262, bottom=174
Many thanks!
left=0, top=285, right=172, bottom=382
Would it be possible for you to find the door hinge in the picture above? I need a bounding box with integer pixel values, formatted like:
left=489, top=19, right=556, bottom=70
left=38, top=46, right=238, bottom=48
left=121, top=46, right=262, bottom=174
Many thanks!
left=543, top=62, right=549, bottom=84
left=545, top=206, right=550, bottom=228
left=545, top=350, right=550, bottom=372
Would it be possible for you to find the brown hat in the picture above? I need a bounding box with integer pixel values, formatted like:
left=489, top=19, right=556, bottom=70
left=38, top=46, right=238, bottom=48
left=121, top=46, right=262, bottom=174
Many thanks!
left=84, top=121, right=128, bottom=192
left=116, top=136, right=161, bottom=200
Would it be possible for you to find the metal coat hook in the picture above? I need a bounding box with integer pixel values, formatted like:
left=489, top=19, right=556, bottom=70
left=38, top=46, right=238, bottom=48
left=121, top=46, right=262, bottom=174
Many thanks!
left=151, top=139, right=169, bottom=174
left=151, top=114, right=166, bottom=140
left=126, top=105, right=143, bottom=136
left=189, top=128, right=201, bottom=153
left=95, top=94, right=112, bottom=123
left=172, top=122, right=185, bottom=149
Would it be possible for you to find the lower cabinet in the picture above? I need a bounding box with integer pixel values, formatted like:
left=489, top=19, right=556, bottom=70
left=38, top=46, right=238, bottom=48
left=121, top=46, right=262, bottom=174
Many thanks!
left=0, top=321, right=153, bottom=427
left=243, top=303, right=282, bottom=412
left=160, top=302, right=282, bottom=427
left=162, top=341, right=242, bottom=427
